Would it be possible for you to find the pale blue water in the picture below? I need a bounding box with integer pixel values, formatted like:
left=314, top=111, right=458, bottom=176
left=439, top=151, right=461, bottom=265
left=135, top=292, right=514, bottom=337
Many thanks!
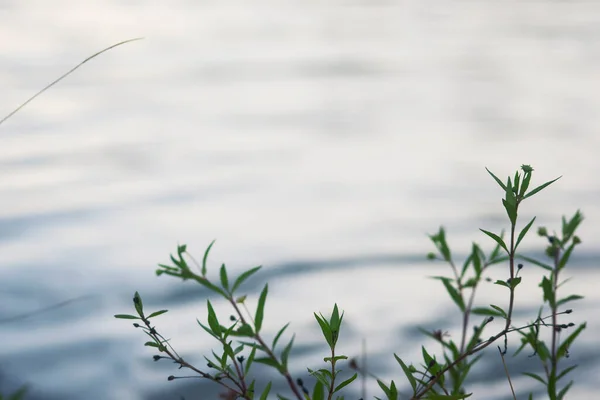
left=1, top=1, right=599, bottom=399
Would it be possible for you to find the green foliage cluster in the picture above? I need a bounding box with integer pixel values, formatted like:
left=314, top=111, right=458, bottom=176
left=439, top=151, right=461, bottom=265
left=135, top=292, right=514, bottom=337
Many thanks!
left=116, top=165, right=586, bottom=399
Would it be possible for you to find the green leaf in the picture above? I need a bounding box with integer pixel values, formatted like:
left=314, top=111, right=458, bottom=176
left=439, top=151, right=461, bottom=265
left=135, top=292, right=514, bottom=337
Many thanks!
left=556, top=294, right=584, bottom=307
left=558, top=243, right=575, bottom=271
left=471, top=243, right=482, bottom=276
left=480, top=229, right=509, bottom=254
left=515, top=216, right=536, bottom=251
left=245, top=345, right=257, bottom=375
left=202, top=240, right=216, bottom=276
left=312, top=380, right=325, bottom=400
left=197, top=319, right=220, bottom=340
left=309, top=368, right=330, bottom=389
left=255, top=284, right=268, bottom=333
left=504, top=176, right=516, bottom=206
left=471, top=307, right=504, bottom=318
left=334, top=373, right=357, bottom=393
left=377, top=379, right=398, bottom=400
left=557, top=380, right=574, bottom=400
left=394, top=354, right=417, bottom=393
left=254, top=357, right=282, bottom=371
left=144, top=341, right=159, bottom=348
left=513, top=171, right=521, bottom=196
left=314, top=312, right=333, bottom=348
left=193, top=276, right=228, bottom=298
left=281, top=334, right=295, bottom=370
left=133, top=291, right=144, bottom=317
left=494, top=280, right=509, bottom=288
left=557, top=323, right=586, bottom=359
left=219, top=264, right=229, bottom=291
left=556, top=365, right=578, bottom=382
left=272, top=322, right=290, bottom=350
left=231, top=265, right=262, bottom=293
left=502, top=198, right=517, bottom=226
left=421, top=346, right=435, bottom=368
left=486, top=167, right=507, bottom=191
left=440, top=278, right=465, bottom=312
left=206, top=300, right=222, bottom=337
left=517, top=255, right=553, bottom=271
left=429, top=227, right=452, bottom=262
left=324, top=355, right=348, bottom=363
left=522, top=372, right=546, bottom=385
left=490, top=304, right=507, bottom=318
left=259, top=381, right=272, bottom=400
left=146, top=309, right=168, bottom=319
left=523, top=176, right=561, bottom=200
left=509, top=276, right=522, bottom=289
left=235, top=324, right=254, bottom=337
left=330, top=303, right=341, bottom=331
left=114, top=314, right=140, bottom=320
left=540, top=276, right=555, bottom=308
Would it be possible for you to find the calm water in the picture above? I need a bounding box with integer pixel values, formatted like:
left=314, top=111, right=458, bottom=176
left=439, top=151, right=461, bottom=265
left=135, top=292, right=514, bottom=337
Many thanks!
left=1, top=1, right=599, bottom=399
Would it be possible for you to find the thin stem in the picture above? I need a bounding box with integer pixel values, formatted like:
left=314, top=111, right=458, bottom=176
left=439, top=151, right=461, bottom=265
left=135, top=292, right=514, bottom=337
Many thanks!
left=228, top=297, right=304, bottom=400
left=549, top=246, right=561, bottom=399
left=498, top=346, right=517, bottom=400
left=327, top=346, right=337, bottom=400
left=1, top=38, right=143, bottom=127
left=504, top=213, right=518, bottom=331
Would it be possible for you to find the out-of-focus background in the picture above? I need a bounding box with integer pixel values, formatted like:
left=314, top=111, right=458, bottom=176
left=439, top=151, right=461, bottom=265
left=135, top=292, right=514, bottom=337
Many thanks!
left=1, top=1, right=599, bottom=399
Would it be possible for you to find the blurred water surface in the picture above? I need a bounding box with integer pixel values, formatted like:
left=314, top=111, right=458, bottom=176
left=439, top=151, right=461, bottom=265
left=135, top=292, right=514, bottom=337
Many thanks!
left=1, top=1, right=599, bottom=399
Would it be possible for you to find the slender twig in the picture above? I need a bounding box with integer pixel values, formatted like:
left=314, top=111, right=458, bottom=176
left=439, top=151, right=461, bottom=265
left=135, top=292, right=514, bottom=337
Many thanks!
left=1, top=37, right=143, bottom=127
left=498, top=346, right=517, bottom=400
left=228, top=295, right=304, bottom=400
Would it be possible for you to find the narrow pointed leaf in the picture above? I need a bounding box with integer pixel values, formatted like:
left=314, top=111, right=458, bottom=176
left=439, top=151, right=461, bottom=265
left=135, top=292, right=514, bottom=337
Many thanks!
left=312, top=380, right=325, bottom=400
left=272, top=322, right=291, bottom=350
left=202, top=240, right=216, bottom=276
left=232, top=266, right=262, bottom=293
left=334, top=373, right=358, bottom=393
left=147, top=309, right=169, bottom=319
left=259, top=381, right=272, bottom=400
left=480, top=229, right=509, bottom=254
left=219, top=264, right=229, bottom=291
left=254, top=284, right=268, bottom=333
left=394, top=354, right=417, bottom=393
left=523, top=176, right=561, bottom=199
left=206, top=300, right=222, bottom=337
left=486, top=167, right=507, bottom=190
left=522, top=372, right=546, bottom=385
left=515, top=216, right=536, bottom=250
left=114, top=314, right=140, bottom=320
left=281, top=334, right=295, bottom=369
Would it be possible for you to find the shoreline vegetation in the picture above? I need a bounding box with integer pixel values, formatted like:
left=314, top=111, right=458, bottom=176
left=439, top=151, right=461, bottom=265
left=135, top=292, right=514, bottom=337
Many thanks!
left=116, top=165, right=585, bottom=400
left=2, top=42, right=586, bottom=399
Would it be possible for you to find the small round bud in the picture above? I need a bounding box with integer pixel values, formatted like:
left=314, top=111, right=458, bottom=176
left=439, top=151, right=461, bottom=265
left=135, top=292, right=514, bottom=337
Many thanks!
left=168, top=375, right=175, bottom=381
left=573, top=236, right=581, bottom=245
left=229, top=315, right=236, bottom=321
left=537, top=227, right=548, bottom=237
left=517, top=263, right=523, bottom=269
left=427, top=252, right=436, bottom=260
